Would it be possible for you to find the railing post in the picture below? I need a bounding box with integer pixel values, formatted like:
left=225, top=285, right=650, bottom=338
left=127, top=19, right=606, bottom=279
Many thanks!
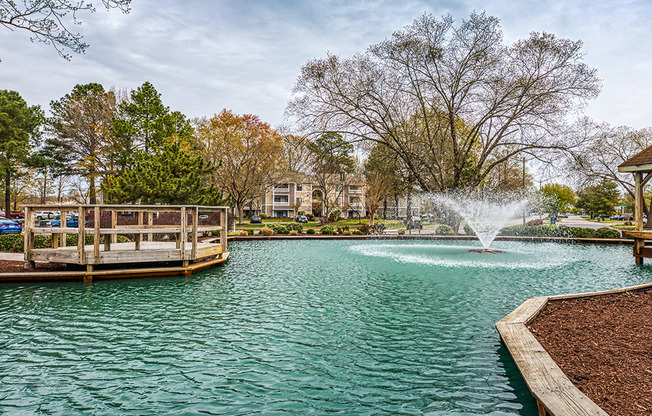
left=147, top=211, right=153, bottom=241
left=23, top=206, right=34, bottom=267
left=111, top=210, right=117, bottom=244
left=135, top=211, right=143, bottom=250
left=220, top=208, right=228, bottom=254
left=78, top=206, right=86, bottom=264
left=191, top=207, right=198, bottom=260
left=93, top=206, right=100, bottom=263
left=180, top=207, right=187, bottom=261
left=60, top=209, right=67, bottom=247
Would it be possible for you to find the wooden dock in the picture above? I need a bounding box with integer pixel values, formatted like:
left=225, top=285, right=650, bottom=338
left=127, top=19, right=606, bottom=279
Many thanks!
left=22, top=204, right=230, bottom=279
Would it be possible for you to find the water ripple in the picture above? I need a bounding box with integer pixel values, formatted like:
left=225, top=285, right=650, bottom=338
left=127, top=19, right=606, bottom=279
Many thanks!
left=0, top=239, right=649, bottom=415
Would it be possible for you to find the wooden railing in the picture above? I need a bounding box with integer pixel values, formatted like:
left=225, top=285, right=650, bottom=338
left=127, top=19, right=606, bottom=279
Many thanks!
left=23, top=204, right=229, bottom=269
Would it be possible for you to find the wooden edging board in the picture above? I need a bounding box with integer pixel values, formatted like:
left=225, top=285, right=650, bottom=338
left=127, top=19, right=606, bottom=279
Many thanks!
left=496, top=281, right=652, bottom=416
left=0, top=253, right=229, bottom=283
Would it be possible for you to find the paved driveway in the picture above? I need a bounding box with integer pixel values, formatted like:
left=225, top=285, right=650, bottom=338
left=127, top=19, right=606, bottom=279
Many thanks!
left=559, top=215, right=616, bottom=230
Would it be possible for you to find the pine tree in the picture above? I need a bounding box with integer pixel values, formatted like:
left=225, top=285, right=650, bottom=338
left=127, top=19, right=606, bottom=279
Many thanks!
left=0, top=90, right=43, bottom=214
left=103, top=139, right=228, bottom=205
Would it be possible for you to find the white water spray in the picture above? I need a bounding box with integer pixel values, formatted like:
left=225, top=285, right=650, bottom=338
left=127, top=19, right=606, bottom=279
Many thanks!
left=426, top=193, right=528, bottom=249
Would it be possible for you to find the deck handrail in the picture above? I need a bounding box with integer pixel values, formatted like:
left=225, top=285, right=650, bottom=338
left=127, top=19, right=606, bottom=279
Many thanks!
left=23, top=204, right=229, bottom=271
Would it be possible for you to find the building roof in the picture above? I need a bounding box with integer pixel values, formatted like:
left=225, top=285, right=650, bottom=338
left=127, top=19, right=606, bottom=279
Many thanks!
left=618, top=145, right=652, bottom=172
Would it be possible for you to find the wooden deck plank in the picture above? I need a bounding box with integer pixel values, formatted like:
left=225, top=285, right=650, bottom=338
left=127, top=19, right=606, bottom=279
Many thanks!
left=547, top=282, right=652, bottom=301
left=0, top=252, right=230, bottom=283
left=498, top=297, right=548, bottom=326
left=622, top=230, right=652, bottom=239
left=498, top=324, right=608, bottom=416
left=30, top=242, right=223, bottom=265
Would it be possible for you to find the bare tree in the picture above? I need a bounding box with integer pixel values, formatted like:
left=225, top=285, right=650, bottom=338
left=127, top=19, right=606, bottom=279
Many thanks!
left=307, top=132, right=356, bottom=221
left=48, top=83, right=118, bottom=204
left=195, top=110, right=285, bottom=224
left=569, top=123, right=652, bottom=214
left=288, top=12, right=601, bottom=193
left=1, top=0, right=131, bottom=59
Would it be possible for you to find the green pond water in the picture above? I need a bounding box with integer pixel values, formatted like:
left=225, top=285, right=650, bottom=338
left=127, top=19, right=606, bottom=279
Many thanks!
left=1, top=240, right=650, bottom=415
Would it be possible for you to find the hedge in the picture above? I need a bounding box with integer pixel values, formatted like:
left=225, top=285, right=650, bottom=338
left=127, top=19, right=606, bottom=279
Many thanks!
left=320, top=225, right=335, bottom=235
left=594, top=227, right=621, bottom=239
left=436, top=224, right=455, bottom=235
left=286, top=223, right=303, bottom=233
left=499, top=225, right=620, bottom=239
left=269, top=224, right=287, bottom=234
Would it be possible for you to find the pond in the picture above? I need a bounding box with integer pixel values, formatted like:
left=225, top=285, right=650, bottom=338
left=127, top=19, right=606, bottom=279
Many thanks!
left=1, top=240, right=649, bottom=415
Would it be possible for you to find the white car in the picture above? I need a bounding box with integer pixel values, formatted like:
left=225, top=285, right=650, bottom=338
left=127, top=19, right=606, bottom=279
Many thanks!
left=35, top=211, right=57, bottom=220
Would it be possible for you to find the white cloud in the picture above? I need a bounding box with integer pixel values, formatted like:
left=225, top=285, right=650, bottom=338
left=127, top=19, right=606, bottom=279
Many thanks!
left=2, top=0, right=652, bottom=128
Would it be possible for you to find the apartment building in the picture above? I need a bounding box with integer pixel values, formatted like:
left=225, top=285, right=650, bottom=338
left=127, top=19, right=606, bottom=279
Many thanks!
left=245, top=176, right=366, bottom=219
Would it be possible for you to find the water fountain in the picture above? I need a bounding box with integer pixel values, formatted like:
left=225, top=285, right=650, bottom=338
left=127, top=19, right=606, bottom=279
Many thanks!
left=425, top=192, right=529, bottom=253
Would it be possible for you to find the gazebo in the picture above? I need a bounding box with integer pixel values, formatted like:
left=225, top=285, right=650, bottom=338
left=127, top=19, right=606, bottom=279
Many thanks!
left=618, top=145, right=652, bottom=263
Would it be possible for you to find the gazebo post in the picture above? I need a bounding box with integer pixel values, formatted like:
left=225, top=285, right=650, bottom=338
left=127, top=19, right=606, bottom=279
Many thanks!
left=618, top=145, right=652, bottom=264
left=634, top=172, right=644, bottom=264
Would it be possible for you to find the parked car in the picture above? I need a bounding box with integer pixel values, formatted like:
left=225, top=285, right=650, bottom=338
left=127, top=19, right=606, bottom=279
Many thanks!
left=35, top=211, right=57, bottom=220
left=41, top=214, right=79, bottom=228
left=0, top=219, right=22, bottom=234
left=296, top=215, right=308, bottom=223
left=250, top=215, right=262, bottom=224
left=9, top=210, right=24, bottom=219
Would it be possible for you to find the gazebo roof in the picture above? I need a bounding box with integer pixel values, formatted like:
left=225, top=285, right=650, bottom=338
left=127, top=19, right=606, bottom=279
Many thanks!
left=618, top=145, right=652, bottom=172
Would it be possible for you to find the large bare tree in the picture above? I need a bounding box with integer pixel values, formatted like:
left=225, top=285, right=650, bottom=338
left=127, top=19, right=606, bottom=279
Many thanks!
left=288, top=12, right=601, bottom=193
left=1, top=0, right=131, bottom=59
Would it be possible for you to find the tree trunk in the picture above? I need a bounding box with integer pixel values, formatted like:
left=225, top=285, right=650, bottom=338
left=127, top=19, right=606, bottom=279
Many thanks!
left=237, top=204, right=244, bottom=225
left=5, top=171, right=10, bottom=217
left=89, top=174, right=97, bottom=204
left=57, top=176, right=63, bottom=203
left=369, top=211, right=376, bottom=227
left=394, top=194, right=399, bottom=219
left=40, top=169, right=47, bottom=204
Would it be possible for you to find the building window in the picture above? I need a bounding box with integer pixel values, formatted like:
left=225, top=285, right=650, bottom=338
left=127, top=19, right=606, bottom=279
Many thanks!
left=275, top=183, right=289, bottom=190
left=297, top=184, right=303, bottom=191
left=274, top=196, right=289, bottom=203
left=349, top=196, right=360, bottom=204
left=349, top=185, right=359, bottom=191
left=273, top=210, right=288, bottom=218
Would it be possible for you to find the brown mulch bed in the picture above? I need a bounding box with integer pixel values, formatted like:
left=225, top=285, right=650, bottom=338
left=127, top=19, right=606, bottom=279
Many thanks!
left=0, top=260, right=69, bottom=273
left=529, top=289, right=652, bottom=416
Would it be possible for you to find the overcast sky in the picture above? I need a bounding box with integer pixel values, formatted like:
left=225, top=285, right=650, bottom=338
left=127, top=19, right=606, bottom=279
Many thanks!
left=2, top=0, right=651, bottom=130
